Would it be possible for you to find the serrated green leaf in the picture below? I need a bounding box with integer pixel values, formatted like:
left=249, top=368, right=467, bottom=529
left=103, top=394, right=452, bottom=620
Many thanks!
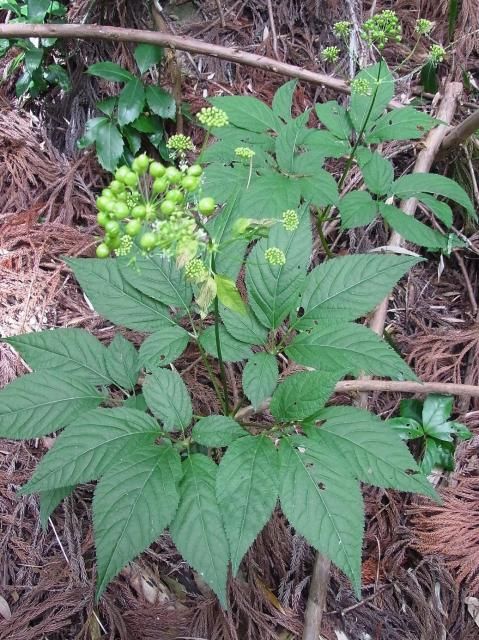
left=94, top=443, right=180, bottom=597
left=97, top=96, right=117, bottom=117
left=246, top=205, right=312, bottom=329
left=39, top=485, right=74, bottom=529
left=192, top=415, right=247, bottom=447
left=275, top=113, right=310, bottom=173
left=220, top=305, right=267, bottom=345
left=272, top=80, right=297, bottom=121
left=77, top=116, right=108, bottom=149
left=390, top=173, right=475, bottom=217
left=105, top=334, right=139, bottom=390
left=295, top=254, right=419, bottom=328
left=356, top=148, right=393, bottom=195
left=387, top=417, right=424, bottom=440
left=66, top=258, right=175, bottom=331
left=95, top=121, right=124, bottom=172
left=143, top=368, right=192, bottom=432
left=118, top=78, right=145, bottom=127
left=379, top=203, right=450, bottom=250
left=236, top=173, right=302, bottom=219
left=22, top=408, right=160, bottom=493
left=0, top=372, right=104, bottom=440
left=299, top=170, right=339, bottom=207
left=123, top=393, right=147, bottom=411
left=310, top=406, right=437, bottom=499
left=5, top=328, right=111, bottom=385
left=134, top=43, right=163, bottom=74
left=365, top=107, right=438, bottom=143
left=131, top=113, right=162, bottom=133
left=338, top=191, right=378, bottom=229
left=124, top=126, right=141, bottom=155
left=242, top=352, right=278, bottom=410
left=215, top=274, right=246, bottom=314
left=286, top=323, right=416, bottom=381
left=210, top=95, right=280, bottom=133
left=279, top=437, right=363, bottom=594
left=170, top=454, right=229, bottom=607
left=303, top=129, right=351, bottom=158
left=217, top=436, right=278, bottom=574
left=87, top=61, right=134, bottom=83
left=315, top=101, right=352, bottom=139
left=199, top=324, right=252, bottom=362
left=202, top=164, right=249, bottom=205
left=145, top=85, right=176, bottom=119
left=270, top=370, right=339, bottom=422
left=139, top=326, right=189, bottom=370
left=201, top=126, right=274, bottom=166
left=349, top=61, right=394, bottom=133
left=417, top=193, right=453, bottom=228
left=118, top=252, right=192, bottom=312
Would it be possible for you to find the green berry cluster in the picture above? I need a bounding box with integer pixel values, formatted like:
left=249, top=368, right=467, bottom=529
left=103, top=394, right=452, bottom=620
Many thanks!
left=350, top=77, right=371, bottom=96
left=415, top=18, right=434, bottom=35
left=234, top=146, right=255, bottom=159
left=429, top=44, right=446, bottom=65
left=166, top=134, right=194, bottom=154
left=265, top=247, right=286, bottom=266
left=361, top=10, right=402, bottom=48
left=94, top=152, right=217, bottom=264
left=282, top=209, right=299, bottom=232
left=184, top=257, right=209, bottom=283
left=333, top=20, right=352, bottom=39
left=197, top=106, right=229, bottom=129
left=321, top=46, right=341, bottom=63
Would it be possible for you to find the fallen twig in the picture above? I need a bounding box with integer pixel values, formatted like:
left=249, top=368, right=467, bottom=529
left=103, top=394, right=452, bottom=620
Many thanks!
left=440, top=107, right=479, bottom=154
left=302, top=553, right=331, bottom=640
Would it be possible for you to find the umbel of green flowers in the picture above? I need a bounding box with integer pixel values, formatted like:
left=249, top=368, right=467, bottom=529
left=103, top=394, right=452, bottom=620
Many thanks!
left=361, top=9, right=402, bottom=48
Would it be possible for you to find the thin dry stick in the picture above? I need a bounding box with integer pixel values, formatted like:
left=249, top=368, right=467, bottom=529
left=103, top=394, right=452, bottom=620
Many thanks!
left=302, top=553, right=331, bottom=640
left=440, top=107, right=479, bottom=154
left=266, top=0, right=279, bottom=59
left=0, top=23, right=402, bottom=106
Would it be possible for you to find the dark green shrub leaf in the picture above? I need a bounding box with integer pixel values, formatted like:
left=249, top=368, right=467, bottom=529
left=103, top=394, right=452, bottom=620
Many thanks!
left=95, top=121, right=124, bottom=171
left=337, top=191, right=377, bottom=229
left=24, top=47, right=43, bottom=73
left=105, top=334, right=140, bottom=390
left=314, top=101, right=352, bottom=139
left=275, top=113, right=310, bottom=172
left=39, top=486, right=74, bottom=529
left=417, top=193, right=453, bottom=228
left=217, top=436, right=278, bottom=574
left=192, top=415, right=247, bottom=447
left=118, top=78, right=145, bottom=127
left=242, top=352, right=278, bottom=409
left=422, top=395, right=453, bottom=438
left=379, top=204, right=450, bottom=250
left=145, top=85, right=176, bottom=119
left=237, top=173, right=302, bottom=219
left=302, top=129, right=351, bottom=158
left=143, top=368, right=192, bottom=432
left=210, top=95, right=280, bottom=133
left=87, top=61, right=134, bottom=83
left=388, top=417, right=424, bottom=440
left=356, top=148, right=394, bottom=195
left=299, top=169, right=339, bottom=207
left=220, top=305, right=267, bottom=345
left=77, top=116, right=108, bottom=149
left=199, top=325, right=252, bottom=362
left=270, top=370, right=339, bottom=421
left=45, top=64, right=71, bottom=91
left=364, top=107, right=438, bottom=143
left=139, top=326, right=189, bottom=370
left=134, top=43, right=164, bottom=74
left=272, top=79, right=297, bottom=121
left=97, top=97, right=117, bottom=117
left=420, top=61, right=438, bottom=93
left=27, top=0, right=51, bottom=21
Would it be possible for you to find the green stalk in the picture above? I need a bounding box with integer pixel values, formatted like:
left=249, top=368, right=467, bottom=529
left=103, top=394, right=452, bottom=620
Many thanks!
left=211, top=253, right=230, bottom=414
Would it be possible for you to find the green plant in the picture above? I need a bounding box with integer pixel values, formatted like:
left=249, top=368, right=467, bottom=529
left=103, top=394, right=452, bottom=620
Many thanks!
left=0, top=0, right=70, bottom=96
left=388, top=395, right=472, bottom=474
left=78, top=43, right=176, bottom=171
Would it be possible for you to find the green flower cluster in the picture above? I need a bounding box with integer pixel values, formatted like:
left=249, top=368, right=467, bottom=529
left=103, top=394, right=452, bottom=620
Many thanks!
left=350, top=77, right=371, bottom=96
left=265, top=247, right=286, bottom=266
left=361, top=10, right=402, bottom=48
left=429, top=44, right=446, bottom=64
left=282, top=209, right=299, bottom=231
left=235, top=146, right=255, bottom=159
left=321, top=46, right=341, bottom=63
left=184, top=257, right=209, bottom=283
left=197, top=106, right=229, bottom=128
left=415, top=18, right=434, bottom=35
left=167, top=134, right=194, bottom=153
left=333, top=20, right=351, bottom=39
left=94, top=153, right=216, bottom=267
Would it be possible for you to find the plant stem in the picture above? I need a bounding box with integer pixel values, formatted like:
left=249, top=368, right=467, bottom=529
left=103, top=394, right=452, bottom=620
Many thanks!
left=317, top=214, right=334, bottom=258
left=211, top=253, right=229, bottom=414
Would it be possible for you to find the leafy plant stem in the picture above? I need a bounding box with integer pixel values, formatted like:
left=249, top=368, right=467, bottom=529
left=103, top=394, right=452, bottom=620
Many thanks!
left=211, top=253, right=229, bottom=414
left=317, top=215, right=333, bottom=259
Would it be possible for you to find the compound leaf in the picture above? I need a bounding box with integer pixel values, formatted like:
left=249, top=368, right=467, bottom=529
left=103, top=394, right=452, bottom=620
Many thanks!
left=95, top=121, right=124, bottom=172
left=145, top=85, right=176, bottom=119
left=356, top=148, right=394, bottom=195
left=220, top=305, right=268, bottom=345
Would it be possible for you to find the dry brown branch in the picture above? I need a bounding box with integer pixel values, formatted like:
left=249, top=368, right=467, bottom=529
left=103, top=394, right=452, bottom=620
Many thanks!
left=440, top=108, right=479, bottom=154
left=301, top=553, right=330, bottom=640
left=0, top=23, right=402, bottom=106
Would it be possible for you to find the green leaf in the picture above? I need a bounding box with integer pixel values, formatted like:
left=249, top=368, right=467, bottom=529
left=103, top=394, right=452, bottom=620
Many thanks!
left=421, top=61, right=438, bottom=94
left=417, top=193, right=453, bottom=228
left=286, top=323, right=416, bottom=380
left=220, top=305, right=268, bottom=345
left=123, top=393, right=148, bottom=411
left=201, top=126, right=274, bottom=166
left=24, top=46, right=43, bottom=73
left=421, top=438, right=454, bottom=475
left=390, top=173, right=475, bottom=218
left=27, top=0, right=50, bottom=21
left=356, top=148, right=394, bottom=195
left=279, top=436, right=363, bottom=595
left=237, top=173, right=302, bottom=219
left=94, top=443, right=180, bottom=597
left=105, top=334, right=140, bottom=390
left=5, top=328, right=111, bottom=385
left=87, top=62, right=134, bottom=83
left=296, top=254, right=419, bottom=328
left=272, top=80, right=297, bottom=121
left=315, top=101, right=352, bottom=139
left=400, top=398, right=423, bottom=422
left=217, top=436, right=278, bottom=574
left=139, top=326, right=189, bottom=370
left=350, top=61, right=394, bottom=133
left=118, top=78, right=145, bottom=127
left=95, top=121, right=124, bottom=172
left=0, top=372, right=104, bottom=440
left=118, top=252, right=192, bottom=312
left=270, top=370, right=339, bottom=422
left=124, top=126, right=141, bottom=155
left=66, top=258, right=174, bottom=331
left=275, top=113, right=310, bottom=173
left=215, top=274, right=246, bottom=314
left=338, top=191, right=377, bottom=229
left=15, top=70, right=33, bottom=98
left=45, top=64, right=71, bottom=91
left=134, top=43, right=164, bottom=74
left=422, top=394, right=453, bottom=440
left=202, top=164, right=249, bottom=205
left=246, top=205, right=312, bottom=328
left=145, top=85, right=176, bottom=119
left=210, top=95, right=280, bottom=133
left=143, top=368, right=192, bottom=432
left=302, top=129, right=351, bottom=158
left=77, top=116, right=107, bottom=149
left=299, top=170, right=339, bottom=207
left=242, top=352, right=278, bottom=410
left=379, top=203, right=450, bottom=250
left=192, top=415, right=247, bottom=447
left=170, top=454, right=229, bottom=607
left=387, top=417, right=424, bottom=440
left=97, top=97, right=117, bottom=117
left=449, top=420, right=472, bottom=441
left=364, top=107, right=438, bottom=143
left=199, top=325, right=252, bottom=362
left=22, top=408, right=160, bottom=493
left=311, top=406, right=437, bottom=499
left=39, top=486, right=74, bottom=529
left=131, top=113, right=162, bottom=133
